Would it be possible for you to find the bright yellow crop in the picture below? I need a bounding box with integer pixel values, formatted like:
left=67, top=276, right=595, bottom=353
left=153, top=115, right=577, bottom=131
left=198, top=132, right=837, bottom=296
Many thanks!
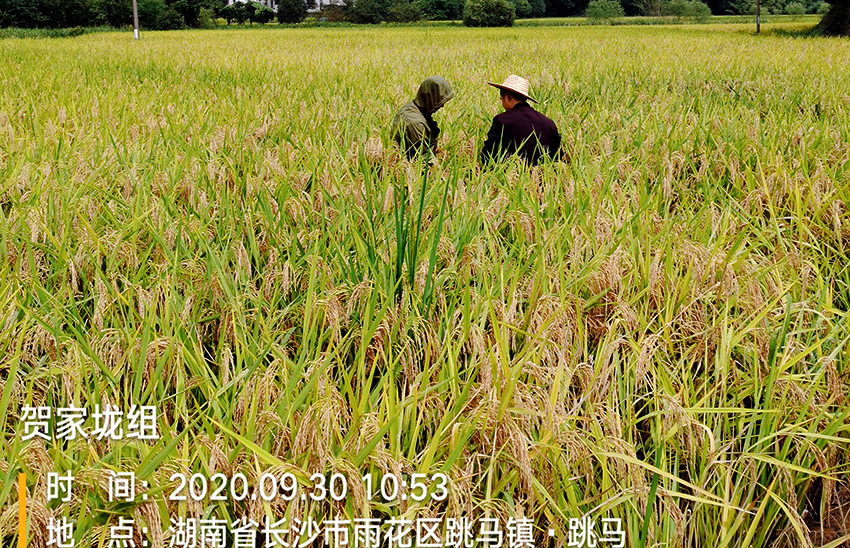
left=1, top=22, right=849, bottom=547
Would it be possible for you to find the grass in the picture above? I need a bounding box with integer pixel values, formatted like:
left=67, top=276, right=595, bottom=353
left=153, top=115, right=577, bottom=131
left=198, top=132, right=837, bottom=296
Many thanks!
left=0, top=27, right=89, bottom=39
left=0, top=22, right=849, bottom=547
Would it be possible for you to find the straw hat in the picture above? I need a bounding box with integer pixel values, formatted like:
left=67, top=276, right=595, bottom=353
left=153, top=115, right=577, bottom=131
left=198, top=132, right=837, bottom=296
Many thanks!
left=487, top=74, right=537, bottom=103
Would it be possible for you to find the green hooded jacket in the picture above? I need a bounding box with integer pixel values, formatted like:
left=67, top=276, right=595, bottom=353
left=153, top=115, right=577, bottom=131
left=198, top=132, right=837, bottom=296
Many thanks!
left=391, top=76, right=455, bottom=159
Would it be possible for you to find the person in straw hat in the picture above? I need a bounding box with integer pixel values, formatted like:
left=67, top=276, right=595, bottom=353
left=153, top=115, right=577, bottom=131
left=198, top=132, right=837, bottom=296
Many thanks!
left=391, top=76, right=455, bottom=161
left=480, top=74, right=561, bottom=166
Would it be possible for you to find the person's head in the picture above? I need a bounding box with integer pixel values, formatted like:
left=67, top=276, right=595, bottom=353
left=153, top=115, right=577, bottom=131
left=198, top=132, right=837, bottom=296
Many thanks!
left=413, top=76, right=455, bottom=114
left=487, top=74, right=537, bottom=112
left=499, top=88, right=527, bottom=112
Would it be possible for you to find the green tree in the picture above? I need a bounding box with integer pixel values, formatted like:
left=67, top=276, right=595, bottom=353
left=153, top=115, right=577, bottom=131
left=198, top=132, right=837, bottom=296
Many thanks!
left=725, top=0, right=749, bottom=13
left=689, top=0, right=711, bottom=18
left=784, top=0, right=804, bottom=12
left=162, top=6, right=185, bottom=25
left=417, top=0, right=463, bottom=19
left=528, top=0, right=546, bottom=14
left=618, top=0, right=642, bottom=13
left=63, top=0, right=94, bottom=26
left=388, top=0, right=422, bottom=20
left=585, top=0, right=623, bottom=21
left=543, top=0, right=586, bottom=16
left=87, top=0, right=110, bottom=25
left=662, top=0, right=687, bottom=14
left=138, top=0, right=165, bottom=27
left=243, top=0, right=256, bottom=20
left=170, top=0, right=204, bottom=25
left=511, top=0, right=533, bottom=15
left=220, top=1, right=248, bottom=22
left=662, top=0, right=710, bottom=18
left=219, top=2, right=234, bottom=22
left=350, top=0, right=391, bottom=22
left=277, top=0, right=307, bottom=21
left=251, top=2, right=274, bottom=21
left=198, top=5, right=217, bottom=25
left=463, top=0, right=515, bottom=25
left=0, top=0, right=63, bottom=27
left=106, top=0, right=133, bottom=26
left=641, top=0, right=664, bottom=15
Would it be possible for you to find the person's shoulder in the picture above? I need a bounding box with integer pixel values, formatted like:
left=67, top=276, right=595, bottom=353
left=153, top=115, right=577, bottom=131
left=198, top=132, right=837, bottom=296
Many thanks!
left=533, top=108, right=558, bottom=129
left=495, top=107, right=526, bottom=125
left=512, top=103, right=539, bottom=118
left=397, top=101, right=425, bottom=120
left=492, top=110, right=509, bottom=123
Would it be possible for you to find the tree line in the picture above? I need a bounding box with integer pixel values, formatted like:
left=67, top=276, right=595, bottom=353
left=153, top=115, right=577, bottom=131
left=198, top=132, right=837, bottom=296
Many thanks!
left=0, top=0, right=833, bottom=29
left=0, top=0, right=222, bottom=29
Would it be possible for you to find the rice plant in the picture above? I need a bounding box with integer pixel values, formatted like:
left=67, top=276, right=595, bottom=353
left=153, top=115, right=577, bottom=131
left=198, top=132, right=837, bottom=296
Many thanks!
left=1, top=21, right=849, bottom=547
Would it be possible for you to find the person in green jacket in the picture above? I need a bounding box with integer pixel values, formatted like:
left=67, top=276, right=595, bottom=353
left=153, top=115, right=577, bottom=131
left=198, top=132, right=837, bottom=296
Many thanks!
left=391, top=76, right=455, bottom=160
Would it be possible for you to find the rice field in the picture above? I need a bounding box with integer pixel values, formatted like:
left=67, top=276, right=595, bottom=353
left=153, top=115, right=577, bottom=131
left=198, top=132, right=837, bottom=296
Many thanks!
left=2, top=21, right=850, bottom=547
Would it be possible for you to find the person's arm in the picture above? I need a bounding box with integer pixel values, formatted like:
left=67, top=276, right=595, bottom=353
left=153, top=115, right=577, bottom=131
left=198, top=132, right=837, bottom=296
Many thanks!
left=399, top=120, right=429, bottom=159
left=479, top=118, right=503, bottom=165
left=427, top=117, right=440, bottom=153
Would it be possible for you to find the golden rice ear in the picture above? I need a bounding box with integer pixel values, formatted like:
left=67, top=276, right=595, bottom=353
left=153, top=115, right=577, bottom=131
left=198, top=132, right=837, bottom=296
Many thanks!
left=22, top=498, right=52, bottom=548
left=134, top=498, right=164, bottom=548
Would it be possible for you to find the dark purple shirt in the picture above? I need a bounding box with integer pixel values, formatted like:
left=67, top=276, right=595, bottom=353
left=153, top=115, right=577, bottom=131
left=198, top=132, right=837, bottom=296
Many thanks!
left=480, top=102, right=562, bottom=166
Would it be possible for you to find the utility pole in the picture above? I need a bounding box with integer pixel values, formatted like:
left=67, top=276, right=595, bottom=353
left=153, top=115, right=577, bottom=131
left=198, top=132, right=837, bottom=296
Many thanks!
left=132, top=0, right=140, bottom=39
left=756, top=0, right=760, bottom=33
